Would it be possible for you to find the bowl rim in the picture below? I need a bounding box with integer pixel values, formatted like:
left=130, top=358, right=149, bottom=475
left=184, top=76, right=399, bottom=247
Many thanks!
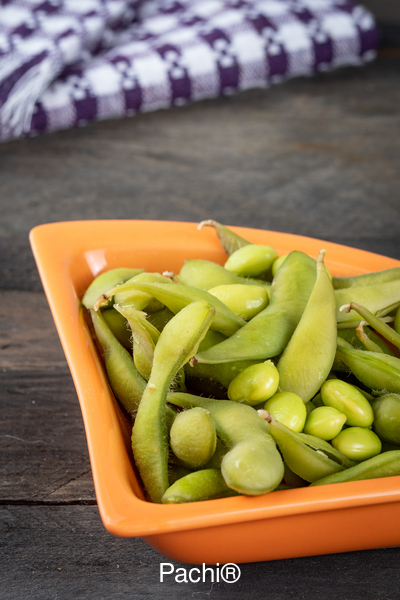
left=29, top=219, right=400, bottom=537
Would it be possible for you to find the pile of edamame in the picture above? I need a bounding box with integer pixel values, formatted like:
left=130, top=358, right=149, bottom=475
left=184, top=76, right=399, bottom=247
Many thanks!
left=83, top=221, right=400, bottom=504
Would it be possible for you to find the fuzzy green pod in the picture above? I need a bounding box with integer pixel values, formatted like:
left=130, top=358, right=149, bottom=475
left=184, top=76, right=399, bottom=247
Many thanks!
left=169, top=393, right=284, bottom=496
left=311, top=451, right=400, bottom=487
left=195, top=250, right=317, bottom=364
left=82, top=268, right=144, bottom=309
left=371, top=394, right=400, bottom=445
left=263, top=412, right=353, bottom=483
left=162, top=469, right=239, bottom=503
left=131, top=301, right=215, bottom=503
left=277, top=250, right=336, bottom=403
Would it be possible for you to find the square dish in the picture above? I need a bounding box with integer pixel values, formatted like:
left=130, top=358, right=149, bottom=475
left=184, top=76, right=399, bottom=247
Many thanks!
left=30, top=220, right=400, bottom=565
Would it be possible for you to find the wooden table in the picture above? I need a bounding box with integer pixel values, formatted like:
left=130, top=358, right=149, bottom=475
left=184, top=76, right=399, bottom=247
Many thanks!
left=1, top=50, right=400, bottom=599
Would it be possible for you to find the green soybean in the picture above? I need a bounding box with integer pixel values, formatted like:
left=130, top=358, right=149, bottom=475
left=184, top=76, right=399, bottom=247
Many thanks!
left=224, top=244, right=277, bottom=278
left=264, top=392, right=307, bottom=433
left=227, top=360, right=280, bottom=406
left=303, top=406, right=347, bottom=440
left=170, top=407, right=217, bottom=468
left=321, top=379, right=374, bottom=427
left=208, top=284, right=269, bottom=320
left=331, top=427, right=382, bottom=461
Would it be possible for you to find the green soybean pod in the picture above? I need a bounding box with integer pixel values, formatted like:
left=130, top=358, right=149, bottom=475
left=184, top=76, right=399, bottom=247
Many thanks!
left=162, top=469, right=239, bottom=504
left=371, top=393, right=400, bottom=445
left=170, top=407, right=217, bottom=469
left=320, top=379, right=374, bottom=428
left=395, top=306, right=400, bottom=335
left=331, top=427, right=382, bottom=461
left=271, top=255, right=288, bottom=277
left=277, top=249, right=336, bottom=403
left=311, top=450, right=400, bottom=486
left=303, top=406, right=347, bottom=440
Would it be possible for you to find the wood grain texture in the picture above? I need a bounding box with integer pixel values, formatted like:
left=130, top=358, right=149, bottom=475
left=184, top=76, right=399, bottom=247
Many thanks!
left=0, top=369, right=95, bottom=503
left=2, top=506, right=400, bottom=600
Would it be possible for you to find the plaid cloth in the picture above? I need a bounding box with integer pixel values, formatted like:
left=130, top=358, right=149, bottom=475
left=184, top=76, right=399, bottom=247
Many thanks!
left=0, top=0, right=378, bottom=142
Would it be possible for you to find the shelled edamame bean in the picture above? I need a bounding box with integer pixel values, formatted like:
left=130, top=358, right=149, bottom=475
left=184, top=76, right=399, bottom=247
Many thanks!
left=84, top=219, right=400, bottom=503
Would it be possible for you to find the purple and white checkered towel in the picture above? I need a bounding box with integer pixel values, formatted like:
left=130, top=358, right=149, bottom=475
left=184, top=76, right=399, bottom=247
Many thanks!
left=0, top=0, right=378, bottom=142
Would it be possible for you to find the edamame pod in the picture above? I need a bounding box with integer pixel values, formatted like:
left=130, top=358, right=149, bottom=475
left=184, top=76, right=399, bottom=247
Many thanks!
left=162, top=468, right=239, bottom=504
left=277, top=250, right=336, bottom=403
left=198, top=220, right=251, bottom=256
left=169, top=393, right=284, bottom=495
left=337, top=326, right=396, bottom=356
left=371, top=393, right=400, bottom=445
left=90, top=308, right=146, bottom=416
left=179, top=259, right=270, bottom=291
left=310, top=450, right=400, bottom=486
left=82, top=268, right=144, bottom=309
left=113, top=304, right=160, bottom=381
left=341, top=301, right=400, bottom=351
left=335, top=342, right=400, bottom=394
left=102, top=308, right=132, bottom=352
left=335, top=279, right=400, bottom=324
left=132, top=301, right=215, bottom=503
left=261, top=412, right=353, bottom=483
left=332, top=267, right=400, bottom=290
left=195, top=250, right=317, bottom=364
left=112, top=281, right=246, bottom=338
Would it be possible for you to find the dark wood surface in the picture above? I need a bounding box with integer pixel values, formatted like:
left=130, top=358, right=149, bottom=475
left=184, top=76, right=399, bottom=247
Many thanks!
left=1, top=52, right=400, bottom=599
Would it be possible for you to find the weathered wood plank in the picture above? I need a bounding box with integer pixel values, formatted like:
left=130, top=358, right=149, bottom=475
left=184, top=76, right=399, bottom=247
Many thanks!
left=2, top=505, right=400, bottom=600
left=0, top=291, right=67, bottom=370
left=0, top=369, right=95, bottom=503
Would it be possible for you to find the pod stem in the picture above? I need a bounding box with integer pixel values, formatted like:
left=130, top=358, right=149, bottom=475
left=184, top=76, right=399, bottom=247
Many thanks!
left=341, top=301, right=400, bottom=351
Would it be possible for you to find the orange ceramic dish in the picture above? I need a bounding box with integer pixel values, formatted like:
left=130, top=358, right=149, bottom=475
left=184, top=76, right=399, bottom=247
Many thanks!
left=30, top=220, right=400, bottom=565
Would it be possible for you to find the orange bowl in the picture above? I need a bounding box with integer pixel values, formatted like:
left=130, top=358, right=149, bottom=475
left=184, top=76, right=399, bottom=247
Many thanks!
left=30, top=220, right=400, bottom=565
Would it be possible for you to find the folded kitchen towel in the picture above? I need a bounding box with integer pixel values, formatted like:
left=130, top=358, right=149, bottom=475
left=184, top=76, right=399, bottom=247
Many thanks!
left=0, top=0, right=378, bottom=142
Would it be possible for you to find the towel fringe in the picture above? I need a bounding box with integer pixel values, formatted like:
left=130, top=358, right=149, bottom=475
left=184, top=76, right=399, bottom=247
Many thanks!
left=0, top=53, right=60, bottom=137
